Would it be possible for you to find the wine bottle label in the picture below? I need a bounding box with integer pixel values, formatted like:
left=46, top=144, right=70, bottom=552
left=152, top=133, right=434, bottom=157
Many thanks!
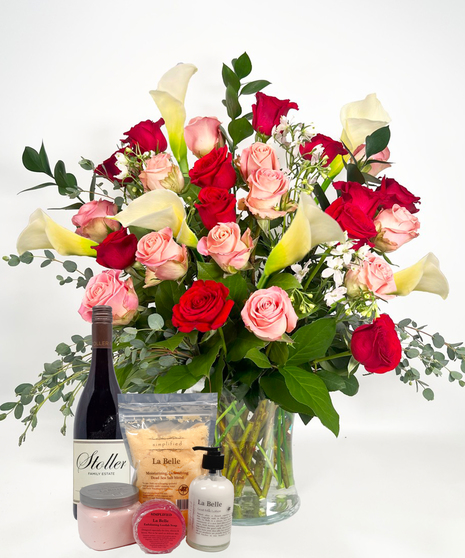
left=73, top=439, right=132, bottom=504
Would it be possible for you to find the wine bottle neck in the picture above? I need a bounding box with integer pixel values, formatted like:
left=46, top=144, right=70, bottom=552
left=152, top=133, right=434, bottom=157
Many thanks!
left=92, top=322, right=112, bottom=349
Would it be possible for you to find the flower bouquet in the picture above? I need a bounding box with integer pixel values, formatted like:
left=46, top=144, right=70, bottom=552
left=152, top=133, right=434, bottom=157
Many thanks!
left=2, top=52, right=464, bottom=523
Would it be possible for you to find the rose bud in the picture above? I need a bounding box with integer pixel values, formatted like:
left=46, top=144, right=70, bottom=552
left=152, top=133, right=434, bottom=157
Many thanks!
left=189, top=146, right=237, bottom=190
left=239, top=142, right=280, bottom=181
left=194, top=187, right=236, bottom=230
left=197, top=222, right=253, bottom=274
left=345, top=253, right=396, bottom=301
left=78, top=270, right=139, bottom=325
left=121, top=118, right=167, bottom=154
left=241, top=287, right=298, bottom=342
left=172, top=280, right=234, bottom=333
left=184, top=116, right=224, bottom=158
left=72, top=200, right=120, bottom=243
left=374, top=204, right=420, bottom=252
left=351, top=314, right=402, bottom=374
left=299, top=134, right=347, bottom=166
left=95, top=228, right=138, bottom=270
left=135, top=228, right=188, bottom=286
left=139, top=153, right=184, bottom=193
left=252, top=92, right=299, bottom=137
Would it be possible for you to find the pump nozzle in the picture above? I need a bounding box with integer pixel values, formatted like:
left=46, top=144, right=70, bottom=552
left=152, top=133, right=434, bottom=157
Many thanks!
left=193, top=445, right=224, bottom=472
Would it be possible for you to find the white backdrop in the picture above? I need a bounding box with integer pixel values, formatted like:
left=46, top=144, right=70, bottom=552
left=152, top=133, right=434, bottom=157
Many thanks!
left=1, top=1, right=464, bottom=557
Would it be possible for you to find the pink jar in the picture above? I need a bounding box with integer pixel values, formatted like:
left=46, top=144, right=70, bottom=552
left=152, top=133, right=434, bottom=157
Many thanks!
left=77, top=482, right=140, bottom=551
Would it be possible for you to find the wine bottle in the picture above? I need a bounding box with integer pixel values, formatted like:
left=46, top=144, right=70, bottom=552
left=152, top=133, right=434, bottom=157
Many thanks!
left=73, top=305, right=131, bottom=519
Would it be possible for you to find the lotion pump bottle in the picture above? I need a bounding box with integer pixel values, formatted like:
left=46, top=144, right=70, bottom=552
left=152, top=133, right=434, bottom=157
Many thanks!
left=187, top=446, right=234, bottom=552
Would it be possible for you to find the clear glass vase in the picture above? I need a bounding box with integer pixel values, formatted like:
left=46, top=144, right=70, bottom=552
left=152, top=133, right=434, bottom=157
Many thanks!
left=216, top=392, right=300, bottom=526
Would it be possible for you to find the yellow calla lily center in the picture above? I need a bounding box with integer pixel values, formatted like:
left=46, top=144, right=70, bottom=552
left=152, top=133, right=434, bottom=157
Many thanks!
left=340, top=93, right=391, bottom=152
left=16, top=209, right=98, bottom=256
left=112, top=189, right=198, bottom=248
left=392, top=253, right=449, bottom=300
left=150, top=63, right=198, bottom=174
left=261, top=193, right=345, bottom=283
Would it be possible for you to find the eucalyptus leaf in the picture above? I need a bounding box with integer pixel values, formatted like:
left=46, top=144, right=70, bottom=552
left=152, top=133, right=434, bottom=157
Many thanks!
left=148, top=313, right=164, bottom=331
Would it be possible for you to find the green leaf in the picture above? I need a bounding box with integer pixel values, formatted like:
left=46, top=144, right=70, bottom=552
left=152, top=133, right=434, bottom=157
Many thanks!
left=232, top=52, right=252, bottom=79
left=287, top=319, right=336, bottom=365
left=39, top=142, right=52, bottom=175
left=19, top=252, right=34, bottom=264
left=261, top=372, right=315, bottom=415
left=365, top=126, right=390, bottom=159
left=7, top=255, right=20, bottom=267
left=280, top=366, right=340, bottom=436
left=0, top=402, right=17, bottom=411
left=269, top=342, right=289, bottom=366
left=316, top=370, right=359, bottom=396
left=240, top=80, right=271, bottom=95
left=227, top=329, right=266, bottom=362
left=151, top=332, right=187, bottom=351
left=219, top=273, right=249, bottom=307
left=245, top=348, right=271, bottom=369
left=54, top=160, right=78, bottom=195
left=397, top=318, right=411, bottom=328
left=204, top=355, right=224, bottom=398
left=63, top=260, right=77, bottom=273
left=56, top=342, right=71, bottom=356
left=48, top=203, right=83, bottom=211
left=187, top=340, right=221, bottom=378
left=155, top=366, right=199, bottom=393
left=44, top=250, right=54, bottom=260
left=267, top=273, right=302, bottom=291
left=451, top=371, right=463, bottom=380
left=197, top=261, right=223, bottom=281
left=228, top=117, right=254, bottom=147
left=222, top=64, right=241, bottom=92
left=14, top=404, right=24, bottom=419
left=22, top=147, right=46, bottom=174
left=79, top=157, right=94, bottom=171
left=432, top=333, right=445, bottom=348
left=18, top=182, right=57, bottom=194
left=148, top=313, right=164, bottom=331
left=422, top=388, right=434, bottom=401
left=225, top=85, right=242, bottom=119
left=15, top=383, right=33, bottom=395
left=155, top=281, right=185, bottom=325
left=346, top=163, right=365, bottom=184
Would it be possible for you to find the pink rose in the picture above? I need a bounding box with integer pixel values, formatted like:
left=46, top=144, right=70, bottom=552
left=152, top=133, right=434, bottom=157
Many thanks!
left=345, top=253, right=396, bottom=301
left=197, top=222, right=253, bottom=274
left=240, top=168, right=291, bottom=219
left=240, top=142, right=280, bottom=180
left=354, top=145, right=391, bottom=176
left=72, top=200, right=120, bottom=243
left=184, top=117, right=224, bottom=158
left=139, top=153, right=184, bottom=193
left=135, top=228, right=188, bottom=285
left=374, top=204, right=420, bottom=252
left=241, top=287, right=298, bottom=342
left=78, top=270, right=139, bottom=325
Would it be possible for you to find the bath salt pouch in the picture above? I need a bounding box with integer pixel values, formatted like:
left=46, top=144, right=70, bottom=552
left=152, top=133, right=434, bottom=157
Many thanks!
left=118, top=393, right=217, bottom=512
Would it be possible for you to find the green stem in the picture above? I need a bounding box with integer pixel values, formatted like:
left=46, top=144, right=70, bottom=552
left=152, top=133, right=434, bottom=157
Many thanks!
left=218, top=328, right=227, bottom=357
left=256, top=273, right=269, bottom=290
left=303, top=248, right=331, bottom=290
left=313, top=350, right=352, bottom=364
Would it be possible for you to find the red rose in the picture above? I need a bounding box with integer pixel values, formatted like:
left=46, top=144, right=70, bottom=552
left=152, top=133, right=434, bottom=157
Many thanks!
left=95, top=227, right=138, bottom=270
left=194, top=187, right=237, bottom=230
left=333, top=181, right=382, bottom=218
left=351, top=314, right=402, bottom=374
left=299, top=134, right=347, bottom=166
left=121, top=118, right=167, bottom=154
left=252, top=92, right=299, bottom=136
left=95, top=149, right=129, bottom=184
left=326, top=197, right=377, bottom=247
left=189, top=146, right=237, bottom=190
left=172, top=280, right=234, bottom=333
left=377, top=177, right=420, bottom=213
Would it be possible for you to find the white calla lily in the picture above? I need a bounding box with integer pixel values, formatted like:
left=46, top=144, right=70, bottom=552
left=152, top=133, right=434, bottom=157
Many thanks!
left=17, top=209, right=98, bottom=256
left=340, top=93, right=391, bottom=152
left=261, top=193, right=345, bottom=281
left=113, top=190, right=197, bottom=248
left=150, top=63, right=198, bottom=173
left=392, top=253, right=449, bottom=299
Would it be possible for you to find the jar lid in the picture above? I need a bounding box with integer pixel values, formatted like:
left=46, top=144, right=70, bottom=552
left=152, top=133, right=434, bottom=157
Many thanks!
left=80, top=483, right=139, bottom=509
